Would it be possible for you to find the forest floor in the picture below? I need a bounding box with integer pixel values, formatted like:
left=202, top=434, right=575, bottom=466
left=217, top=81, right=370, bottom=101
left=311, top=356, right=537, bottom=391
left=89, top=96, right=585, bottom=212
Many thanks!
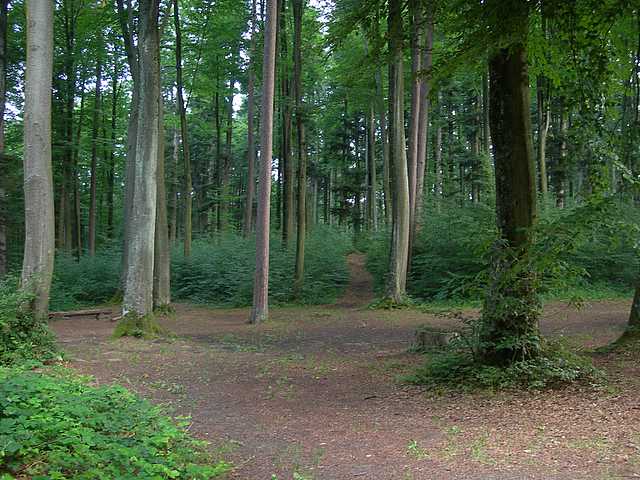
left=51, top=254, right=640, bottom=480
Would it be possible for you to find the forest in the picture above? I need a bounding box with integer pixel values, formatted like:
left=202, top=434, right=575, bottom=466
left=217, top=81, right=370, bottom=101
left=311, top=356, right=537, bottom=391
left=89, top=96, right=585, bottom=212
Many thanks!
left=1, top=0, right=640, bottom=478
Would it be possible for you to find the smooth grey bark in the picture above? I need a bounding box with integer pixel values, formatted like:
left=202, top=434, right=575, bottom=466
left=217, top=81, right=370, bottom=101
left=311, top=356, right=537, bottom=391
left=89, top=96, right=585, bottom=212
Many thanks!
left=292, top=0, right=306, bottom=296
left=122, top=0, right=160, bottom=317
left=536, top=75, right=550, bottom=195
left=153, top=91, right=170, bottom=309
left=385, top=0, right=410, bottom=303
left=117, top=0, right=140, bottom=287
left=106, top=62, right=119, bottom=239
left=375, top=67, right=391, bottom=224
left=407, top=0, right=422, bottom=240
left=413, top=8, right=433, bottom=248
left=0, top=0, right=8, bottom=278
left=169, top=127, right=179, bottom=243
left=21, top=0, right=55, bottom=319
left=249, top=0, right=277, bottom=324
left=243, top=0, right=258, bottom=237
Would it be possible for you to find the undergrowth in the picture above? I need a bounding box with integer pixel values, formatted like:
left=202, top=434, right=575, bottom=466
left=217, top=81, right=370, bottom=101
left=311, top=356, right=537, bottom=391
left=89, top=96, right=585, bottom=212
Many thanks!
left=0, top=366, right=230, bottom=479
left=407, top=317, right=602, bottom=390
left=0, top=276, right=58, bottom=367
left=50, top=226, right=351, bottom=310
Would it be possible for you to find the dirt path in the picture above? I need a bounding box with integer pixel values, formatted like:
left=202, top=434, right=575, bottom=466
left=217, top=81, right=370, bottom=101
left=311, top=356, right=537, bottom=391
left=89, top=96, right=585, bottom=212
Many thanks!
left=51, top=257, right=640, bottom=480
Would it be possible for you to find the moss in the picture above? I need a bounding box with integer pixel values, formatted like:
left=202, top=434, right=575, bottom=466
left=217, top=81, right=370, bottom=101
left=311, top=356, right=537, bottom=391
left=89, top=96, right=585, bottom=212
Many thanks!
left=112, top=312, right=167, bottom=339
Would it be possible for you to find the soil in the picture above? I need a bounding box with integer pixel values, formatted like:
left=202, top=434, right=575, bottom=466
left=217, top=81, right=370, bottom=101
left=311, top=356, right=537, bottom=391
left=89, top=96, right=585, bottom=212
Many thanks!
left=51, top=254, right=640, bottom=480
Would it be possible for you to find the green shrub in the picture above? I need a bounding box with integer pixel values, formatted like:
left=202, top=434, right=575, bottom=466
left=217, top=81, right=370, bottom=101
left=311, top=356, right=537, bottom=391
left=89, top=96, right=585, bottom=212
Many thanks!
left=407, top=336, right=601, bottom=390
left=49, top=227, right=351, bottom=310
left=170, top=226, right=351, bottom=306
left=0, top=277, right=57, bottom=367
left=365, top=198, right=638, bottom=302
left=0, top=367, right=230, bottom=479
left=50, top=252, right=122, bottom=311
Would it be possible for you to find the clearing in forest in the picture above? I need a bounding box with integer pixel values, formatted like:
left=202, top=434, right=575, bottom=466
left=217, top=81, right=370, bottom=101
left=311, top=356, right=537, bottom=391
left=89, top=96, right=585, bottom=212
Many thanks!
left=52, top=254, right=640, bottom=480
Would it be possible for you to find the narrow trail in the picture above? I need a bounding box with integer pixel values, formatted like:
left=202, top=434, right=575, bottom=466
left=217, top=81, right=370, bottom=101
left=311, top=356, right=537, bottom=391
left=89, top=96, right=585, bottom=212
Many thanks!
left=50, top=258, right=638, bottom=480
left=335, top=252, right=375, bottom=309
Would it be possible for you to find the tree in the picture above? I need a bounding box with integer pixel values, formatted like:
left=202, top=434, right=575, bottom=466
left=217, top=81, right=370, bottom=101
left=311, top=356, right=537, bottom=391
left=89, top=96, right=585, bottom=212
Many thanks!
left=480, top=1, right=539, bottom=365
left=385, top=0, right=410, bottom=304
left=21, top=0, right=55, bottom=319
left=0, top=0, right=7, bottom=278
left=88, top=31, right=103, bottom=257
left=292, top=0, right=306, bottom=296
left=249, top=0, right=277, bottom=324
left=122, top=0, right=160, bottom=319
left=243, top=0, right=258, bottom=238
left=174, top=0, right=192, bottom=257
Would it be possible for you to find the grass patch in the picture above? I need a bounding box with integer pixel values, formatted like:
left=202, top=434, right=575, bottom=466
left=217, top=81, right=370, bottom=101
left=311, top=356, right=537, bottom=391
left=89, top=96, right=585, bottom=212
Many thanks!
left=0, top=366, right=230, bottom=479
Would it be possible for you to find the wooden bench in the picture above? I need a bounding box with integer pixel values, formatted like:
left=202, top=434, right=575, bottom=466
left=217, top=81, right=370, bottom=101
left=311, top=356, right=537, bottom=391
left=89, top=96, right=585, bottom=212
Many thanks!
left=48, top=309, right=113, bottom=321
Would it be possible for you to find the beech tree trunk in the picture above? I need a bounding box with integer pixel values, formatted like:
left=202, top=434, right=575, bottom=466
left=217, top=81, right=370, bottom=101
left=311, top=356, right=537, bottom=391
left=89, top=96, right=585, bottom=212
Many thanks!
left=122, top=0, right=160, bottom=317
left=413, top=8, right=433, bottom=250
left=249, top=0, right=277, bottom=324
left=174, top=0, right=192, bottom=257
left=385, top=0, right=410, bottom=303
left=280, top=0, right=294, bottom=247
left=292, top=0, right=306, bottom=296
left=481, top=6, right=539, bottom=364
left=0, top=0, right=8, bottom=278
left=375, top=67, right=391, bottom=224
left=106, top=62, right=118, bottom=239
left=536, top=75, right=550, bottom=196
left=243, top=0, right=258, bottom=237
left=88, top=43, right=103, bottom=256
left=407, top=0, right=422, bottom=241
left=154, top=90, right=170, bottom=309
left=117, top=0, right=140, bottom=286
left=21, top=0, right=55, bottom=319
left=367, top=103, right=377, bottom=231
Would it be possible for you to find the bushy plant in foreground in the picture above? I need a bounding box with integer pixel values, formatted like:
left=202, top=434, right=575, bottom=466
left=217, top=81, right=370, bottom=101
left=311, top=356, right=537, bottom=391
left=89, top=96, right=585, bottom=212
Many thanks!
left=0, top=367, right=230, bottom=479
left=0, top=277, right=57, bottom=367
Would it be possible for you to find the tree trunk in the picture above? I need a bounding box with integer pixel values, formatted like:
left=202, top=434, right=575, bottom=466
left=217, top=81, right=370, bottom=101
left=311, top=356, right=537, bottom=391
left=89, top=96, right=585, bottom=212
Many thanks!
left=122, top=0, right=160, bottom=318
left=385, top=0, right=410, bottom=304
left=407, top=0, right=422, bottom=243
left=73, top=80, right=86, bottom=259
left=367, top=103, right=377, bottom=231
left=249, top=0, right=277, bottom=324
left=174, top=0, right=192, bottom=257
left=481, top=11, right=539, bottom=364
left=88, top=43, right=103, bottom=256
left=482, top=70, right=490, bottom=155
left=170, top=127, right=179, bottom=243
left=555, top=99, right=568, bottom=208
left=375, top=67, right=391, bottom=225
left=0, top=0, right=8, bottom=278
left=153, top=90, right=170, bottom=309
left=21, top=0, right=55, bottom=319
left=536, top=75, right=550, bottom=196
left=243, top=0, right=258, bottom=237
left=106, top=62, right=118, bottom=239
left=281, top=4, right=294, bottom=247
left=292, top=0, right=306, bottom=296
left=413, top=8, right=433, bottom=248
left=117, top=0, right=140, bottom=287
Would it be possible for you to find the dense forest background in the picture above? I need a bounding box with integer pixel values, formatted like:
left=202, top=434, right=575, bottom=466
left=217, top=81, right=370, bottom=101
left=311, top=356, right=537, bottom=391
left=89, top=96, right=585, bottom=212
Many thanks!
left=0, top=0, right=639, bottom=321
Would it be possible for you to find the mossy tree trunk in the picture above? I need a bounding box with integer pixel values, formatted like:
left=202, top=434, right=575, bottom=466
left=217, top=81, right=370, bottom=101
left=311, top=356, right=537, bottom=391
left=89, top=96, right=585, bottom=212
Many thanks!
left=480, top=3, right=540, bottom=365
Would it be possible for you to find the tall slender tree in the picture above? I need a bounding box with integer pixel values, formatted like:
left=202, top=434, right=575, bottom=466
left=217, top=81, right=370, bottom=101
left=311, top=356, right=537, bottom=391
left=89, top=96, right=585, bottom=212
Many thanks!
left=385, top=0, right=410, bottom=304
left=122, top=0, right=160, bottom=318
left=0, top=0, right=8, bottom=278
left=249, top=0, right=278, bottom=324
left=292, top=0, right=306, bottom=296
left=174, top=0, right=192, bottom=257
left=243, top=0, right=258, bottom=237
left=88, top=32, right=103, bottom=256
left=21, top=0, right=55, bottom=319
